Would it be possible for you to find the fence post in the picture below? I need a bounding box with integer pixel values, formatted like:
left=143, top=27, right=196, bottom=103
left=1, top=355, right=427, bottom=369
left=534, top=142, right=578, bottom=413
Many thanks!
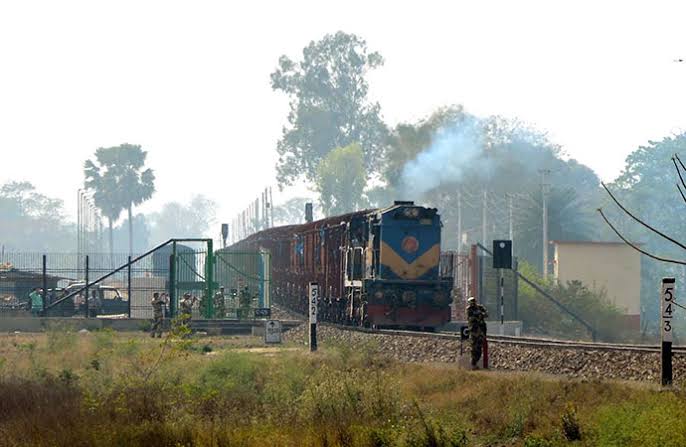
left=169, top=254, right=176, bottom=318
left=127, top=255, right=132, bottom=318
left=206, top=239, right=214, bottom=319
left=84, top=255, right=89, bottom=318
left=42, top=255, right=47, bottom=315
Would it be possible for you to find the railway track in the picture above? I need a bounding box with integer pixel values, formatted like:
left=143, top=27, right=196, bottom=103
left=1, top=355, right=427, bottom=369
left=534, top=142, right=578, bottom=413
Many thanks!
left=276, top=305, right=684, bottom=383
left=318, top=322, right=685, bottom=355
left=274, top=304, right=684, bottom=355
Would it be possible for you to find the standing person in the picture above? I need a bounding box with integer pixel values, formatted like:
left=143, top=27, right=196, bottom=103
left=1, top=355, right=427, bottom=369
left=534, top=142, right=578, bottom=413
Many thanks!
left=179, top=292, right=197, bottom=332
left=239, top=285, right=251, bottom=319
left=466, top=296, right=488, bottom=370
left=89, top=289, right=101, bottom=318
left=213, top=287, right=226, bottom=319
left=29, top=288, right=43, bottom=317
left=150, top=292, right=166, bottom=338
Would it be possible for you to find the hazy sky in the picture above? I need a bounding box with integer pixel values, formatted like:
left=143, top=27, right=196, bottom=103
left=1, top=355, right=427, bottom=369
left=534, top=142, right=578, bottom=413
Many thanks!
left=2, top=1, right=686, bottom=227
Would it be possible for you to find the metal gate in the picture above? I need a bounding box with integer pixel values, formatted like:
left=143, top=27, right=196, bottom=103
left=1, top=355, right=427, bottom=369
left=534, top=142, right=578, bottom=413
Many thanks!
left=213, top=250, right=271, bottom=319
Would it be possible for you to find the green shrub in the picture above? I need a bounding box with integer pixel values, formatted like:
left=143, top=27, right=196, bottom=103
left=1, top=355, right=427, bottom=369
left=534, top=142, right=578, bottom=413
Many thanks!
left=560, top=402, right=581, bottom=441
left=594, top=394, right=686, bottom=447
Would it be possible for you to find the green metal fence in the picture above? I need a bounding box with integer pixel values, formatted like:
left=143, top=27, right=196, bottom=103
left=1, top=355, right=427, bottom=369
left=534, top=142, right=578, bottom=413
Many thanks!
left=213, top=250, right=271, bottom=319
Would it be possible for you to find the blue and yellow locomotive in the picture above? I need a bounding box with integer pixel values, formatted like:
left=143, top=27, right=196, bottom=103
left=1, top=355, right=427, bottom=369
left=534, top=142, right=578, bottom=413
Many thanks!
left=228, top=201, right=454, bottom=329
left=345, top=201, right=453, bottom=328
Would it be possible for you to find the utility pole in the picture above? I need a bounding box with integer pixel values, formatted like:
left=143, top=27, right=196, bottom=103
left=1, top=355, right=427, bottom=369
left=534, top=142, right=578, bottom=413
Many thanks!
left=457, top=190, right=462, bottom=254
left=482, top=189, right=488, bottom=246
left=508, top=194, right=513, bottom=242
left=540, top=169, right=551, bottom=278
left=269, top=187, right=273, bottom=228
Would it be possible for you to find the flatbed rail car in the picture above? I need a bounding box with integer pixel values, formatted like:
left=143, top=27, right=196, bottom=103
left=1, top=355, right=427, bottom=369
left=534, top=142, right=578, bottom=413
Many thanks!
left=224, top=201, right=454, bottom=329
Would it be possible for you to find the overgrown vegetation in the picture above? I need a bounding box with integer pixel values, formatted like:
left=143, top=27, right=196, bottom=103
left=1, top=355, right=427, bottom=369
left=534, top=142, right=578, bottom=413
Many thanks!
left=516, top=261, right=629, bottom=341
left=1, top=329, right=685, bottom=446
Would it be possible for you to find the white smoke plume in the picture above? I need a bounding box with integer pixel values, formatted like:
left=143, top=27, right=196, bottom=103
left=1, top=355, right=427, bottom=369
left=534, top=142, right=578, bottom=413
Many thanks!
left=400, top=118, right=489, bottom=197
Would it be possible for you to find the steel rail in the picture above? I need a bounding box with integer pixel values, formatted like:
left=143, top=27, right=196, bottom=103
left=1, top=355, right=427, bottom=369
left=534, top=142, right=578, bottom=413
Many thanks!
left=316, top=321, right=686, bottom=355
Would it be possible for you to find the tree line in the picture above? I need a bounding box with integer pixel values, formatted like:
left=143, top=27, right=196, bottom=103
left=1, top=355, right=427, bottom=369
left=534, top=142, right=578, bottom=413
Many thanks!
left=269, top=31, right=686, bottom=326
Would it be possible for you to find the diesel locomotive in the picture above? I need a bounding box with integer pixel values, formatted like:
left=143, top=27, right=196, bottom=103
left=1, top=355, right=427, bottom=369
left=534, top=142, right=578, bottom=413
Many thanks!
left=227, top=201, right=454, bottom=329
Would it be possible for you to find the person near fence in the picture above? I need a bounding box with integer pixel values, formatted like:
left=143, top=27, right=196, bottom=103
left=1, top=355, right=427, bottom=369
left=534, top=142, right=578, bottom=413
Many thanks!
left=467, top=296, right=488, bottom=370
left=29, top=288, right=43, bottom=317
left=150, top=292, right=166, bottom=338
left=238, top=285, right=252, bottom=319
left=179, top=292, right=197, bottom=332
left=89, top=289, right=101, bottom=318
left=214, top=287, right=226, bottom=318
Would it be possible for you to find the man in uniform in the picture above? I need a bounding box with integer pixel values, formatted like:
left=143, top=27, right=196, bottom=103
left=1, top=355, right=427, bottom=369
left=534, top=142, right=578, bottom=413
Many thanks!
left=213, top=286, right=226, bottom=318
left=238, top=284, right=252, bottom=319
left=466, top=296, right=488, bottom=370
left=150, top=292, right=166, bottom=338
left=179, top=292, right=197, bottom=332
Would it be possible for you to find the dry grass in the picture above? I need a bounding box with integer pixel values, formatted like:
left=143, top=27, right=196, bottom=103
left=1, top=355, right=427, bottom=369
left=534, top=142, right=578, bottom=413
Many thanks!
left=0, top=328, right=685, bottom=446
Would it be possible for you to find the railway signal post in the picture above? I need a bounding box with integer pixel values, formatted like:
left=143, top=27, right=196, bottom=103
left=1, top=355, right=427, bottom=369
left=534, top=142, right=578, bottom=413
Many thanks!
left=309, top=282, right=318, bottom=352
left=661, top=277, right=675, bottom=386
left=493, top=240, right=512, bottom=336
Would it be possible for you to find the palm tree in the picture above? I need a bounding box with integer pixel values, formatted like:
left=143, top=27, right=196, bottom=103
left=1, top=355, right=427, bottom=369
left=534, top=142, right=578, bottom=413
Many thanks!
left=84, top=144, right=155, bottom=260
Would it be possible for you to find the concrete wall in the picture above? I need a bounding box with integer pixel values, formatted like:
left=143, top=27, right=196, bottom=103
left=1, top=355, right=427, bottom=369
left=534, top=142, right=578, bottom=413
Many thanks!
left=553, top=242, right=640, bottom=315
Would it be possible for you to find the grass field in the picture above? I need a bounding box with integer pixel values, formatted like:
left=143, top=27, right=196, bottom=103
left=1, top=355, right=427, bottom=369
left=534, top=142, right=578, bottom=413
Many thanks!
left=0, top=325, right=684, bottom=447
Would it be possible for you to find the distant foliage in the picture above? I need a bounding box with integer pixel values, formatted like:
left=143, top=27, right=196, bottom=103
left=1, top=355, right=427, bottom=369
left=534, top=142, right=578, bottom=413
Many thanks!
left=379, top=106, right=600, bottom=270
left=0, top=181, right=74, bottom=251
left=148, top=195, right=216, bottom=244
left=271, top=31, right=387, bottom=187
left=605, top=134, right=686, bottom=332
left=272, top=197, right=320, bottom=226
left=316, top=143, right=367, bottom=216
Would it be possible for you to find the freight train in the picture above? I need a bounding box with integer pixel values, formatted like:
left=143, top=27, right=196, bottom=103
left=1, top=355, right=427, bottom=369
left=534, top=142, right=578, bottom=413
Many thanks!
left=226, top=201, right=454, bottom=329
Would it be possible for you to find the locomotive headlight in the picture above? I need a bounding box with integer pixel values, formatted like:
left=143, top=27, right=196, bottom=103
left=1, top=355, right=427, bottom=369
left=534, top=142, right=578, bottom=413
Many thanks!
left=403, top=207, right=420, bottom=218
left=374, top=290, right=384, bottom=299
left=402, top=291, right=416, bottom=303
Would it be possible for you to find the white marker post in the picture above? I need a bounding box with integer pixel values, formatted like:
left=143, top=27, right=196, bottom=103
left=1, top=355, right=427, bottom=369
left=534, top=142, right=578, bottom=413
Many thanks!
left=661, top=277, right=675, bottom=386
left=308, top=282, right=318, bottom=352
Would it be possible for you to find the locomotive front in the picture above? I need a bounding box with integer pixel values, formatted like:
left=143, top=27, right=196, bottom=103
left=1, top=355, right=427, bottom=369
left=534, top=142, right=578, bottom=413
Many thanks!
left=364, top=201, right=453, bottom=329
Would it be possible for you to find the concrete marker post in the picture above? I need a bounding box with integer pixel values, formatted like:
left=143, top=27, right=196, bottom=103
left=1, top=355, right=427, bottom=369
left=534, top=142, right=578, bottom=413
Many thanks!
left=661, top=277, right=675, bottom=386
left=499, top=268, right=504, bottom=335
left=308, top=282, right=318, bottom=352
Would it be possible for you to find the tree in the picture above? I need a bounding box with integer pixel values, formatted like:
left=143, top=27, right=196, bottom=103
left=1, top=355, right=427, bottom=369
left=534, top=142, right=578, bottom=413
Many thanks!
left=271, top=31, right=387, bottom=187
left=0, top=181, right=74, bottom=251
left=84, top=144, right=155, bottom=258
left=272, top=197, right=319, bottom=226
left=383, top=105, right=469, bottom=190
left=149, top=195, right=216, bottom=244
left=601, top=134, right=686, bottom=329
left=380, top=106, right=601, bottom=269
left=316, top=143, right=367, bottom=216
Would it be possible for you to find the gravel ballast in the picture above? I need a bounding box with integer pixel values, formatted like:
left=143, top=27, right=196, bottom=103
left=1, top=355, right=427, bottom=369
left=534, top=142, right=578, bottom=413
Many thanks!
left=282, top=322, right=685, bottom=384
